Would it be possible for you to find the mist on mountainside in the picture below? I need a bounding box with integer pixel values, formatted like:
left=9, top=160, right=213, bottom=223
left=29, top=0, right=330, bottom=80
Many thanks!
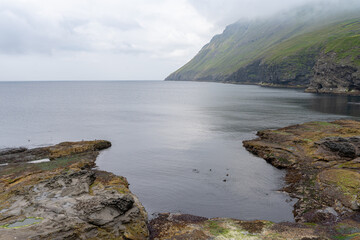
left=166, top=0, right=360, bottom=95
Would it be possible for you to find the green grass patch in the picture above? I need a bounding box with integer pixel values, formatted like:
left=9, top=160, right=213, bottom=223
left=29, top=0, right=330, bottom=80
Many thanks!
left=312, top=122, right=341, bottom=128
left=207, top=221, right=230, bottom=236
left=333, top=233, right=360, bottom=240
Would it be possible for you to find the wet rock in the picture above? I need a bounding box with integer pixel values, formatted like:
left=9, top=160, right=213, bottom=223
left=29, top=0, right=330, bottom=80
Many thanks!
left=192, top=169, right=199, bottom=173
left=0, top=147, right=27, bottom=156
left=317, top=137, right=360, bottom=159
left=0, top=140, right=112, bottom=164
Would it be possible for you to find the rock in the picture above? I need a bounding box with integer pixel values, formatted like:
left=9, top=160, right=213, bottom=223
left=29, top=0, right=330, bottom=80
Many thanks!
left=243, top=120, right=360, bottom=223
left=306, top=51, right=360, bottom=95
left=317, top=169, right=360, bottom=210
left=0, top=140, right=148, bottom=240
left=149, top=213, right=333, bottom=240
left=0, top=147, right=27, bottom=155
left=76, top=194, right=134, bottom=226
left=0, top=140, right=111, bottom=164
left=317, top=137, right=360, bottom=159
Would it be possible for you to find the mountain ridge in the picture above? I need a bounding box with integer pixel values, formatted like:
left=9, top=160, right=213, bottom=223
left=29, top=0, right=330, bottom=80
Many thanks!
left=166, top=6, right=360, bottom=94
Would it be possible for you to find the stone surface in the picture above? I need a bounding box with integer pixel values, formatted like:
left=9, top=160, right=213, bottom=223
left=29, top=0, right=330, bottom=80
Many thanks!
left=306, top=52, right=360, bottom=94
left=243, top=120, right=360, bottom=224
left=149, top=213, right=352, bottom=240
left=0, top=140, right=149, bottom=240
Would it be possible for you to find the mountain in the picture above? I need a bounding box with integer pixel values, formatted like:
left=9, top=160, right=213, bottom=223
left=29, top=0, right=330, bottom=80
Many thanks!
left=166, top=5, right=360, bottom=94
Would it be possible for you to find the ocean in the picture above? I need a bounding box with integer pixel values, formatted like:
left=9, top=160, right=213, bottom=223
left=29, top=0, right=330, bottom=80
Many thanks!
left=1, top=81, right=359, bottom=222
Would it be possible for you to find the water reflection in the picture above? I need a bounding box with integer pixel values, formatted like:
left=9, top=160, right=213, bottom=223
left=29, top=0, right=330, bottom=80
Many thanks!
left=0, top=81, right=359, bottom=223
left=308, top=94, right=360, bottom=117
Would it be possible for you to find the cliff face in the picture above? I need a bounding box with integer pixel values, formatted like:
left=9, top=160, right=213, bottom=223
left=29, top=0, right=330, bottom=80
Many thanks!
left=166, top=7, right=360, bottom=94
left=306, top=51, right=360, bottom=94
left=224, top=53, right=317, bottom=87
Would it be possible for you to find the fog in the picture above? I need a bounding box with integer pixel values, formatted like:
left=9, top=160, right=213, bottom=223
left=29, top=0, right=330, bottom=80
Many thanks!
left=0, top=0, right=359, bottom=81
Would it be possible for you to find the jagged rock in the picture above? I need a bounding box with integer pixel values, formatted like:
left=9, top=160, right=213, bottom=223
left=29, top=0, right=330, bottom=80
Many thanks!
left=306, top=51, right=360, bottom=94
left=317, top=137, right=360, bottom=159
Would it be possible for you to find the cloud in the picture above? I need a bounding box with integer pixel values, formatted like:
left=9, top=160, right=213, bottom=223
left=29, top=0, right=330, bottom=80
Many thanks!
left=0, top=0, right=359, bottom=80
left=0, top=0, right=214, bottom=57
left=190, top=0, right=360, bottom=26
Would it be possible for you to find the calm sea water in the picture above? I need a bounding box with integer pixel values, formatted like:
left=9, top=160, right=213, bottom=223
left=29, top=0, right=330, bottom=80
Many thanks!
left=1, top=81, right=359, bottom=222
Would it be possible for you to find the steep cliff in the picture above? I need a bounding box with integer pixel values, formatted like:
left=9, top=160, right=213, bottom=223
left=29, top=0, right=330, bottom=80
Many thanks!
left=166, top=7, right=360, bottom=93
left=307, top=40, right=360, bottom=94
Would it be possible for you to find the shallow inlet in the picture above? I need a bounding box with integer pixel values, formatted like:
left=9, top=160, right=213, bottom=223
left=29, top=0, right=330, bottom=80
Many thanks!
left=2, top=218, right=42, bottom=228
left=0, top=81, right=359, bottom=222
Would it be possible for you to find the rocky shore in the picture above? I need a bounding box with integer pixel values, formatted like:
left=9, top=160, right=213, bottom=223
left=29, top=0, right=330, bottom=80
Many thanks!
left=150, top=120, right=360, bottom=239
left=1, top=120, right=360, bottom=239
left=0, top=140, right=149, bottom=240
left=243, top=120, right=360, bottom=224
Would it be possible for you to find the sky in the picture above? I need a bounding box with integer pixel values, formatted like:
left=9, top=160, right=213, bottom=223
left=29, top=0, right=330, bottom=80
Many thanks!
left=0, top=0, right=355, bottom=81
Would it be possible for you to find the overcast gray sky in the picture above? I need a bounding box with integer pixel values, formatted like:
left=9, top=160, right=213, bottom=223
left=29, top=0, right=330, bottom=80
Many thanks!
left=0, top=0, right=355, bottom=81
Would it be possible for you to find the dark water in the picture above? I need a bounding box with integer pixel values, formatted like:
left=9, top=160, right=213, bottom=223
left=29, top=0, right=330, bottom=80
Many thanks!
left=0, top=81, right=359, bottom=222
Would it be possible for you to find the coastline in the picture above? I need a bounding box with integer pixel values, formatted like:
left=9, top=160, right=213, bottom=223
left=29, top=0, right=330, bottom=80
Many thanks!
left=149, top=120, right=360, bottom=239
left=165, top=79, right=360, bottom=96
left=1, top=120, right=360, bottom=239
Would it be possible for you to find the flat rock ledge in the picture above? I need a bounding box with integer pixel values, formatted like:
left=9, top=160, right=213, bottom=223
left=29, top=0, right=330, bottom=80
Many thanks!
left=0, top=140, right=149, bottom=240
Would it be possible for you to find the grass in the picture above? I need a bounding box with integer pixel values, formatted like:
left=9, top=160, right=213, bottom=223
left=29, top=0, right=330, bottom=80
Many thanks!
left=311, top=122, right=341, bottom=128
left=333, top=233, right=360, bottom=240
left=0, top=153, right=90, bottom=177
left=207, top=221, right=230, bottom=236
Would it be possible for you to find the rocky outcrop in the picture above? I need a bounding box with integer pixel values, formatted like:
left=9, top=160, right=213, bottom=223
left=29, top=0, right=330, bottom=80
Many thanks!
left=0, top=140, right=112, bottom=164
left=306, top=52, right=360, bottom=94
left=149, top=213, right=360, bottom=240
left=243, top=120, right=360, bottom=224
left=224, top=52, right=317, bottom=88
left=0, top=140, right=149, bottom=240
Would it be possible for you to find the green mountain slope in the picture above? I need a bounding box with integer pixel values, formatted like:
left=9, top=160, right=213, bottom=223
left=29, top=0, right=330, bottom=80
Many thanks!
left=166, top=7, right=360, bottom=94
